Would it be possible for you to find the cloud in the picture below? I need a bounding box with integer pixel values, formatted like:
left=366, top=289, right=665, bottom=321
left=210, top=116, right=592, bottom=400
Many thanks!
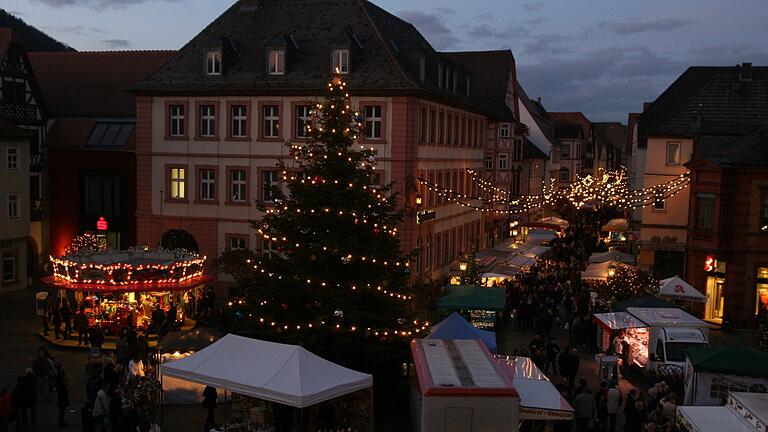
left=30, top=0, right=185, bottom=10
left=397, top=10, right=459, bottom=50
left=468, top=25, right=528, bottom=41
left=521, top=2, right=544, bottom=12
left=598, top=17, right=691, bottom=35
left=522, top=34, right=570, bottom=56
left=42, top=24, right=105, bottom=36
left=101, top=38, right=131, bottom=49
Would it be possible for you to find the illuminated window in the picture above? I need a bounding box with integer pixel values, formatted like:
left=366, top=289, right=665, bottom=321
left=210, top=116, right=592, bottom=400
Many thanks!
left=169, top=168, right=186, bottom=199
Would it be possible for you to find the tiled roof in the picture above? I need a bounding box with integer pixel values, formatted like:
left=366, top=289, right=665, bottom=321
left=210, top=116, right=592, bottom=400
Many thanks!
left=523, top=137, right=549, bottom=160
left=554, top=124, right=583, bottom=140
left=691, top=121, right=768, bottom=167
left=133, top=0, right=492, bottom=114
left=637, top=64, right=768, bottom=147
left=443, top=50, right=516, bottom=121
left=550, top=112, right=591, bottom=141
left=592, top=122, right=626, bottom=151
left=515, top=81, right=556, bottom=143
left=28, top=51, right=174, bottom=117
left=0, top=118, right=34, bottom=138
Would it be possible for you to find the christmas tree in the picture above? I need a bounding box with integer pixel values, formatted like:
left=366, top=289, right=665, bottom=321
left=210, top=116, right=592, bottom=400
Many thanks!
left=242, top=74, right=414, bottom=335
left=459, top=249, right=482, bottom=286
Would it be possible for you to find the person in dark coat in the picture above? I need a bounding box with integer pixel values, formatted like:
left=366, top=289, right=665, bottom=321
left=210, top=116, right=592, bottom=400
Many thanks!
left=89, top=327, right=104, bottom=350
left=202, top=386, right=217, bottom=431
left=12, top=370, right=35, bottom=429
left=60, top=300, right=72, bottom=340
left=51, top=307, right=62, bottom=340
left=56, top=370, right=69, bottom=427
left=150, top=306, right=164, bottom=335
left=75, top=308, right=90, bottom=346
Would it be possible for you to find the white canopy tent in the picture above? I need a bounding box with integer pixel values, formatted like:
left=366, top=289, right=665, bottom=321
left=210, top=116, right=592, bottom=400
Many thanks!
left=160, top=334, right=373, bottom=408
left=581, top=261, right=623, bottom=282
left=526, top=228, right=558, bottom=244
left=589, top=251, right=635, bottom=265
left=494, top=356, right=574, bottom=420
left=539, top=216, right=570, bottom=229
left=601, top=218, right=629, bottom=232
left=659, top=276, right=707, bottom=303
left=677, top=406, right=752, bottom=432
left=506, top=254, right=537, bottom=269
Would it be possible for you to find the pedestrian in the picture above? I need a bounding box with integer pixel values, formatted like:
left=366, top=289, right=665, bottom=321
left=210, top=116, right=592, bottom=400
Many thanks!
left=31, top=348, right=50, bottom=402
left=573, top=388, right=595, bottom=432
left=606, top=382, right=623, bottom=432
left=150, top=305, right=164, bottom=334
left=128, top=353, right=145, bottom=378
left=166, top=302, right=178, bottom=331
left=52, top=306, right=62, bottom=340
left=75, top=307, right=90, bottom=346
left=625, top=399, right=647, bottom=432
left=136, top=332, right=149, bottom=365
left=11, top=371, right=34, bottom=429
left=203, top=385, right=218, bottom=432
left=545, top=338, right=560, bottom=375
left=0, top=385, right=10, bottom=432
left=60, top=300, right=72, bottom=340
left=55, top=369, right=69, bottom=427
left=594, top=381, right=609, bottom=432
left=116, top=335, right=130, bottom=367
left=91, top=381, right=111, bottom=432
left=90, top=326, right=104, bottom=350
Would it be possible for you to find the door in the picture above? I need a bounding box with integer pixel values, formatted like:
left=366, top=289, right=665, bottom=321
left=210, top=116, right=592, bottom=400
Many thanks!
left=705, top=276, right=725, bottom=322
left=444, top=407, right=473, bottom=432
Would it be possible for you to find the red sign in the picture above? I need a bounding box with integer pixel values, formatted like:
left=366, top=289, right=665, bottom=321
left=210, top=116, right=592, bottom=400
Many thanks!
left=704, top=255, right=716, bottom=272
left=96, top=217, right=108, bottom=231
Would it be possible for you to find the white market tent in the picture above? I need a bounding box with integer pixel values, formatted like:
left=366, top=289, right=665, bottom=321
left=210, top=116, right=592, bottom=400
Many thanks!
left=160, top=334, right=373, bottom=408
left=581, top=261, right=622, bottom=281
left=593, top=312, right=646, bottom=331
left=506, top=254, right=537, bottom=269
left=527, top=228, right=558, bottom=244
left=589, top=250, right=636, bottom=265
left=494, top=356, right=574, bottom=420
left=677, top=406, right=752, bottom=432
left=659, top=276, right=707, bottom=303
left=601, top=218, right=629, bottom=232
left=539, top=216, right=569, bottom=229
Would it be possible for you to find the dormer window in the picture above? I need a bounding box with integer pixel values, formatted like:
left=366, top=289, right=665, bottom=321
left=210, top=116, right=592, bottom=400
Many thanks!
left=332, top=49, right=349, bottom=74
left=268, top=50, right=285, bottom=75
left=206, top=50, right=222, bottom=76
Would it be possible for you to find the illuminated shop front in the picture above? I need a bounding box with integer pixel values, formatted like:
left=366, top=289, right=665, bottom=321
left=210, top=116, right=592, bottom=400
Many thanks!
left=756, top=267, right=768, bottom=314
left=703, top=255, right=726, bottom=323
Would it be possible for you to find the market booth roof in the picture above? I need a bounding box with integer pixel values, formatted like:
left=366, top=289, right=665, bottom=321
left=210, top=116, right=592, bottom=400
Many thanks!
left=581, top=261, right=622, bottom=281
left=601, top=218, right=629, bottom=232
left=677, top=406, right=752, bottom=432
left=160, top=334, right=372, bottom=408
left=593, top=312, right=647, bottom=332
left=427, top=312, right=497, bottom=353
left=588, top=250, right=636, bottom=265
left=658, top=276, right=707, bottom=303
left=437, top=285, right=506, bottom=312
left=494, top=356, right=574, bottom=420
left=157, top=327, right=223, bottom=353
left=539, top=216, right=569, bottom=230
left=612, top=296, right=676, bottom=312
left=686, top=344, right=768, bottom=378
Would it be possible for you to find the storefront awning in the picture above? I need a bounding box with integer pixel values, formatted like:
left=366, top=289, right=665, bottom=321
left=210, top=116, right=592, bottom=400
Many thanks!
left=593, top=312, right=647, bottom=332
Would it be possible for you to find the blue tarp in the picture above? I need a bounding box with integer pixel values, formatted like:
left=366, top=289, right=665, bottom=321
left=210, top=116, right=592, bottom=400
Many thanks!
left=427, top=312, right=498, bottom=353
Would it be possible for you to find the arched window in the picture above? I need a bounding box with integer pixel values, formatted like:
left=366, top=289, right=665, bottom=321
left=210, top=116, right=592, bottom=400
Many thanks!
left=160, top=229, right=199, bottom=253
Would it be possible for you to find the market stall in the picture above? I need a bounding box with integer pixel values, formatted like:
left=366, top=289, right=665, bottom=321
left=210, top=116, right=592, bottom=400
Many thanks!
left=427, top=312, right=497, bottom=353
left=677, top=392, right=768, bottom=432
left=161, top=334, right=374, bottom=431
left=659, top=276, right=707, bottom=303
left=612, top=296, right=676, bottom=312
left=593, top=312, right=649, bottom=368
left=410, top=339, right=520, bottom=432
left=157, top=328, right=222, bottom=404
left=437, top=285, right=506, bottom=329
left=43, top=247, right=211, bottom=335
left=684, top=345, right=768, bottom=406
left=539, top=216, right=570, bottom=230
left=494, top=356, right=574, bottom=421
left=582, top=261, right=624, bottom=282
left=589, top=250, right=636, bottom=265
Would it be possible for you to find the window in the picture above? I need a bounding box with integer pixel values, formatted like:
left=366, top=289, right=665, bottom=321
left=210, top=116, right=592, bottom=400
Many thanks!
left=559, top=168, right=570, bottom=183
left=485, top=155, right=493, bottom=170
left=228, top=235, right=247, bottom=251
left=666, top=142, right=681, bottom=165
left=369, top=172, right=382, bottom=187
left=654, top=339, right=665, bottom=362
left=2, top=79, right=25, bottom=105
left=169, top=105, right=186, bottom=137
left=261, top=239, right=276, bottom=259
left=447, top=113, right=453, bottom=146
left=438, top=112, right=444, bottom=144
left=169, top=167, right=186, bottom=200
left=419, top=108, right=426, bottom=143
left=82, top=172, right=123, bottom=217
left=695, top=192, right=716, bottom=231
left=295, top=105, right=312, bottom=138
left=199, top=105, right=216, bottom=138
left=261, top=170, right=278, bottom=202
left=364, top=105, right=382, bottom=140
left=7, top=193, right=19, bottom=219
left=199, top=168, right=216, bottom=201
left=653, top=198, right=666, bottom=211
left=665, top=342, right=706, bottom=363
left=268, top=50, right=285, bottom=75
left=332, top=49, right=349, bottom=74
left=560, top=143, right=571, bottom=159
left=498, top=154, right=508, bottom=170
left=2, top=253, right=15, bottom=283
left=710, top=377, right=748, bottom=400
left=7, top=147, right=18, bottom=170
left=230, top=105, right=248, bottom=138
left=206, top=51, right=222, bottom=75
left=230, top=169, right=247, bottom=203
left=263, top=105, right=279, bottom=138
left=500, top=123, right=510, bottom=138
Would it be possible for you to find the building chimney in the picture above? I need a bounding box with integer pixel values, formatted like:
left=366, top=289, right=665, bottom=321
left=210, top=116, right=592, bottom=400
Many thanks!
left=740, top=62, right=753, bottom=82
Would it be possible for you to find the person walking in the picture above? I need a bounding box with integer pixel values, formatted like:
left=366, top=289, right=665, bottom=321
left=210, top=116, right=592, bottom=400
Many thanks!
left=31, top=348, right=50, bottom=402
left=75, top=308, right=90, bottom=346
left=545, top=338, right=560, bottom=375
left=51, top=306, right=62, bottom=340
left=605, top=382, right=623, bottom=432
left=0, top=385, right=11, bottom=432
left=202, top=386, right=217, bottom=432
left=573, top=388, right=595, bottom=432
left=55, top=369, right=69, bottom=427
left=91, top=381, right=111, bottom=432
left=594, top=381, right=609, bottom=432
left=60, top=300, right=72, bottom=340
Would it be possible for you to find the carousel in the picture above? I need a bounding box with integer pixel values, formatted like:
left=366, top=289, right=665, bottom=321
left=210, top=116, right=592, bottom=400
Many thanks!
left=43, top=243, right=211, bottom=335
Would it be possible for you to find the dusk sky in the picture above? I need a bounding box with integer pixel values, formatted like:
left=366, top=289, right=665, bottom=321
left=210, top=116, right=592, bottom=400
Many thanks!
left=5, top=0, right=767, bottom=122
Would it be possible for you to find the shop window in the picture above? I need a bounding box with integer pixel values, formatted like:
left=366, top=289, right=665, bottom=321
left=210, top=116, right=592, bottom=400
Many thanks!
left=757, top=267, right=768, bottom=315
left=2, top=252, right=15, bottom=283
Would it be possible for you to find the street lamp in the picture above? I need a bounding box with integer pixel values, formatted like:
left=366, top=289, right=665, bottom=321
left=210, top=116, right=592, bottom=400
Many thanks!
left=607, top=264, right=616, bottom=278
left=459, top=260, right=468, bottom=272
left=415, top=194, right=423, bottom=207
